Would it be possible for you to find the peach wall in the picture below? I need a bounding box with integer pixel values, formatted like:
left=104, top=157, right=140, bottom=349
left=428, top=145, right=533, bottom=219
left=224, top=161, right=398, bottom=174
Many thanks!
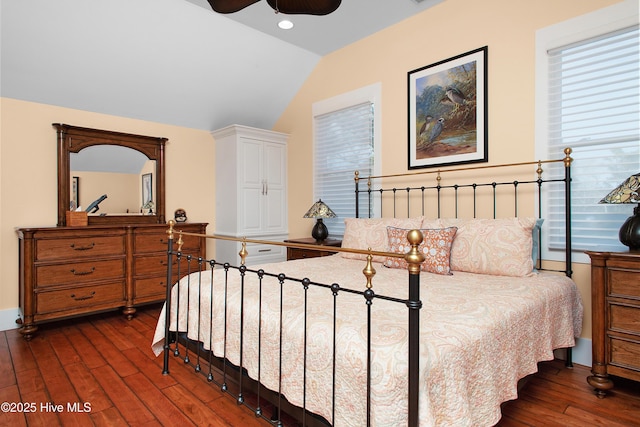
left=0, top=98, right=216, bottom=314
left=0, top=0, right=624, bottom=342
left=275, top=0, right=624, bottom=342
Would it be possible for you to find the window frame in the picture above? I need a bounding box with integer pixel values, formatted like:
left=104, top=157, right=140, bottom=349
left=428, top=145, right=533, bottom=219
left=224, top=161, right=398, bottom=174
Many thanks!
left=535, top=0, right=639, bottom=264
left=311, top=83, right=383, bottom=236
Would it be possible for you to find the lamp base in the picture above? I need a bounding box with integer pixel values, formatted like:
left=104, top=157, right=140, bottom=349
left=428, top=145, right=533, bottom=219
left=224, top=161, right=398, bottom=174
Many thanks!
left=619, top=204, right=640, bottom=251
left=311, top=218, right=329, bottom=242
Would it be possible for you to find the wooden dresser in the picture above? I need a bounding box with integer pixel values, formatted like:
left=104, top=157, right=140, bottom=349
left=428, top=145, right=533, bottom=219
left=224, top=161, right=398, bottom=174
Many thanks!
left=586, top=251, right=640, bottom=397
left=17, top=223, right=206, bottom=339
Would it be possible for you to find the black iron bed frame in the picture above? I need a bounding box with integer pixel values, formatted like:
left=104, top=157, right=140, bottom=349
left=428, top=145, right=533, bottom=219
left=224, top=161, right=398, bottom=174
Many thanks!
left=160, top=148, right=574, bottom=427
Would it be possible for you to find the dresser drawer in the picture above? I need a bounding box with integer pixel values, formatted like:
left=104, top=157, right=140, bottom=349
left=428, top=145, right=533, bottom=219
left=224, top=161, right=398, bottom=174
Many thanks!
left=134, top=254, right=199, bottom=276
left=36, top=236, right=125, bottom=261
left=134, top=254, right=167, bottom=276
left=36, top=258, right=125, bottom=287
left=244, top=242, right=287, bottom=265
left=609, top=268, right=640, bottom=299
left=134, top=276, right=172, bottom=300
left=610, top=303, right=640, bottom=334
left=36, top=282, right=125, bottom=314
left=608, top=337, right=640, bottom=377
left=134, top=271, right=192, bottom=301
left=134, top=229, right=202, bottom=254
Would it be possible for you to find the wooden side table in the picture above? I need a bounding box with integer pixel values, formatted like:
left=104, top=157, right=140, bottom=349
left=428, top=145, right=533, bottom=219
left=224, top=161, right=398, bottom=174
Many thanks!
left=284, top=237, right=342, bottom=260
left=585, top=250, right=640, bottom=397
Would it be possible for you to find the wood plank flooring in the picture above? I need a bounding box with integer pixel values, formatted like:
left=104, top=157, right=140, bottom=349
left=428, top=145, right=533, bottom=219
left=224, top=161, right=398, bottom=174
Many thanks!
left=1, top=304, right=638, bottom=426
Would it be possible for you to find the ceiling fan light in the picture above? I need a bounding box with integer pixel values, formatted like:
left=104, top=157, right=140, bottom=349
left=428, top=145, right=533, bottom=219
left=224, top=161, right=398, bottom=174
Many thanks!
left=278, top=19, right=294, bottom=30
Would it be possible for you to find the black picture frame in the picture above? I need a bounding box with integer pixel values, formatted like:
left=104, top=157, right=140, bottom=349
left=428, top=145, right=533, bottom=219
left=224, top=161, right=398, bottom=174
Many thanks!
left=408, top=46, right=488, bottom=169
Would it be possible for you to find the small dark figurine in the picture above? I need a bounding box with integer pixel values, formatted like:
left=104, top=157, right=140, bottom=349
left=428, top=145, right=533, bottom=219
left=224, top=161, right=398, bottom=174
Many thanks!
left=174, top=208, right=187, bottom=223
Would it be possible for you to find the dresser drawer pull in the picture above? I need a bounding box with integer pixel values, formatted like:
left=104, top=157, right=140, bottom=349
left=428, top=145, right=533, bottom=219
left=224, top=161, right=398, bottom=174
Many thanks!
left=70, top=291, right=96, bottom=301
left=70, top=242, right=95, bottom=251
left=70, top=267, right=96, bottom=276
left=258, top=249, right=272, bottom=253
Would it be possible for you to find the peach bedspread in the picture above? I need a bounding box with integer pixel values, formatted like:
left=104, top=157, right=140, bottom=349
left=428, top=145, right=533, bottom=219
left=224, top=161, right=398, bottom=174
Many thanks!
left=152, top=254, right=582, bottom=426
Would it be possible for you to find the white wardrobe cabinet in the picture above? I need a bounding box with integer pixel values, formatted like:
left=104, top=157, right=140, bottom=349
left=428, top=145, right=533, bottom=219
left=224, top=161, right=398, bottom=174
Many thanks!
left=212, top=125, right=288, bottom=265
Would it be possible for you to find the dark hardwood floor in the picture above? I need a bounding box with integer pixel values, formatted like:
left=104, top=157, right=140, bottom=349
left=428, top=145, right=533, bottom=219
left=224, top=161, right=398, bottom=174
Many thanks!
left=1, top=304, right=638, bottom=426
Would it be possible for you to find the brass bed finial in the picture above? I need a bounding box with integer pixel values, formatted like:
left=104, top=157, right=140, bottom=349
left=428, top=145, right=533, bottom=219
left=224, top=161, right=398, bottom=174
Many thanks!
left=536, top=161, right=543, bottom=180
left=167, top=219, right=184, bottom=252
left=167, top=220, right=175, bottom=240
left=564, top=147, right=573, bottom=167
left=176, top=231, right=184, bottom=252
left=363, top=249, right=376, bottom=289
left=405, top=229, right=425, bottom=275
left=239, top=238, right=248, bottom=265
left=354, top=170, right=359, bottom=183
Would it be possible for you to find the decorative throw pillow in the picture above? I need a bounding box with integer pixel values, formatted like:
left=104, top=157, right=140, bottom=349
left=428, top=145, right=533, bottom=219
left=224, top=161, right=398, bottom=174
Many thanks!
left=341, top=217, right=423, bottom=262
left=437, top=217, right=536, bottom=277
left=384, top=226, right=458, bottom=275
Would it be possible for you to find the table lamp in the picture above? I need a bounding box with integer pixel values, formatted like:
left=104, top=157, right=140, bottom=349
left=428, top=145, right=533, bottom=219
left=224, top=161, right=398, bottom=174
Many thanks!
left=599, top=173, right=640, bottom=251
left=303, top=199, right=336, bottom=241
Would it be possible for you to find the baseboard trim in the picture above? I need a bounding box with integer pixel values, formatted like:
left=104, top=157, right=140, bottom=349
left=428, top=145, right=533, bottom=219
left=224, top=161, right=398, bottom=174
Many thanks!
left=555, top=337, right=592, bottom=368
left=571, top=337, right=592, bottom=368
left=0, top=308, right=21, bottom=332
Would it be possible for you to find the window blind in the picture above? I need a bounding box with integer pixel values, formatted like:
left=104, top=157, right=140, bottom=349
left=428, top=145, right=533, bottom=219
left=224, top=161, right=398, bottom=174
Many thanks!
left=313, top=102, right=375, bottom=237
left=546, top=24, right=640, bottom=252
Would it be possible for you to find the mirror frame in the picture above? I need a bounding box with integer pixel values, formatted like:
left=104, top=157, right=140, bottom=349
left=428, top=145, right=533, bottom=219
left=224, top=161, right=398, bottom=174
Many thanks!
left=55, top=123, right=166, bottom=226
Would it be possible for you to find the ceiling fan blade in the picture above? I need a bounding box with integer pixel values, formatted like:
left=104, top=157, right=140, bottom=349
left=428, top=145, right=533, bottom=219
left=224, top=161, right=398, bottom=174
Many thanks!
left=206, top=0, right=260, bottom=13
left=265, top=0, right=342, bottom=15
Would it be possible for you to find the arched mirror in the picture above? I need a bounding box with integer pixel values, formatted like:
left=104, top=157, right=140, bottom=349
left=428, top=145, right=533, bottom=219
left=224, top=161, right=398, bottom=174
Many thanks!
left=55, top=123, right=166, bottom=226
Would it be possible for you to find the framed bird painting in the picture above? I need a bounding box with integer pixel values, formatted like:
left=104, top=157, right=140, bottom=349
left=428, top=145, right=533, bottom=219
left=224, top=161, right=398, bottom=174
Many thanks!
left=408, top=46, right=488, bottom=169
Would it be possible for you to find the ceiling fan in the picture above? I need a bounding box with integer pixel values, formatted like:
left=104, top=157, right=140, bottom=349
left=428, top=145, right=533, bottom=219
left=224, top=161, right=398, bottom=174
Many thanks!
left=207, top=0, right=342, bottom=15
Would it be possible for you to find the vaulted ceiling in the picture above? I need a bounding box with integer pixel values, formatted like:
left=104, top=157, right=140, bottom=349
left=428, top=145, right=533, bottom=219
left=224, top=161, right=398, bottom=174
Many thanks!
left=1, top=0, right=443, bottom=131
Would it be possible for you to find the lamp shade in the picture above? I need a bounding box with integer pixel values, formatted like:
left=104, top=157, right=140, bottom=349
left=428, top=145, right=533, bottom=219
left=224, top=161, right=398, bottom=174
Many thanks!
left=303, top=199, right=336, bottom=219
left=600, top=173, right=640, bottom=251
left=599, top=173, right=640, bottom=204
left=303, top=199, right=336, bottom=241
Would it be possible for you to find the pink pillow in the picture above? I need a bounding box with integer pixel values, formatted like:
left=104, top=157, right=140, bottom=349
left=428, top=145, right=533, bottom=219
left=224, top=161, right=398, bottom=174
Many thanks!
left=436, top=217, right=536, bottom=277
left=384, top=226, right=457, bottom=275
left=341, top=217, right=423, bottom=262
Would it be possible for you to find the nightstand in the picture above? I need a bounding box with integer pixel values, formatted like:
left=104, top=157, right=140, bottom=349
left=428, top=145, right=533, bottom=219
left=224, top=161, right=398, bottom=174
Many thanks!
left=284, top=237, right=342, bottom=260
left=585, top=250, right=640, bottom=397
